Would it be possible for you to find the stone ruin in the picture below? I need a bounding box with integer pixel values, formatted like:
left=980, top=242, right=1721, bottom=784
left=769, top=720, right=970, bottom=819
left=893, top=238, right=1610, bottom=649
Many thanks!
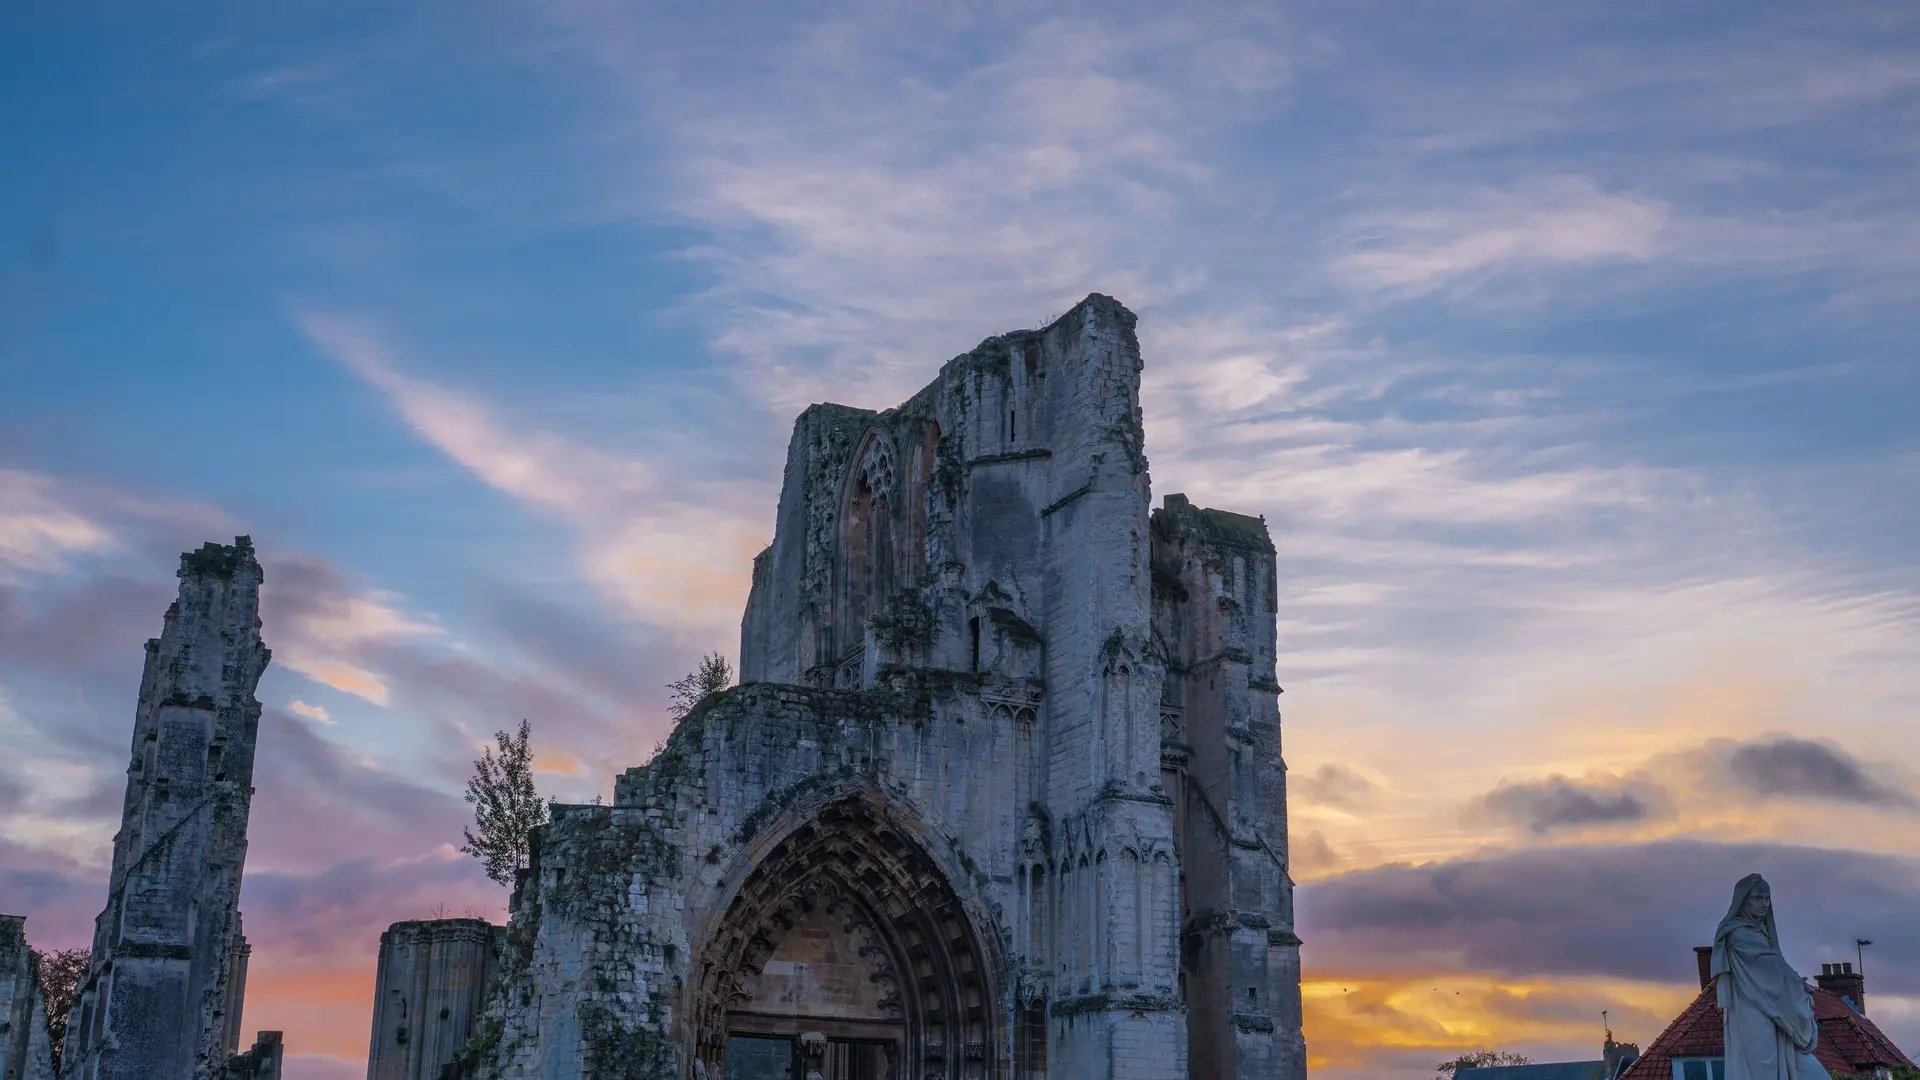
left=2, top=293, right=1308, bottom=1080
left=426, top=293, right=1308, bottom=1079
left=3, top=538, right=285, bottom=1080
left=367, top=919, right=505, bottom=1080
left=1, top=916, right=56, bottom=1080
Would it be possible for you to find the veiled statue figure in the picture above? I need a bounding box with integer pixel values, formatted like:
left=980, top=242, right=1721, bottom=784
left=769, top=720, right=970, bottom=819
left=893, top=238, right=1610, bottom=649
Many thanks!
left=1711, top=874, right=1832, bottom=1080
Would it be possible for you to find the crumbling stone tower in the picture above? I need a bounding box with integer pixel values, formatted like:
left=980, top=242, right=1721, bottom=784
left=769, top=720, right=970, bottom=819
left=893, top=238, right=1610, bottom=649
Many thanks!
left=464, top=295, right=1305, bottom=1080
left=367, top=919, right=506, bottom=1080
left=62, top=539, right=271, bottom=1080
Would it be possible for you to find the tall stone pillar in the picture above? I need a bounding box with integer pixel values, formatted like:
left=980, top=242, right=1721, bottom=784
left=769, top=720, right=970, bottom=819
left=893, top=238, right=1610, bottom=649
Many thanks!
left=61, top=538, right=272, bottom=1080
left=366, top=919, right=504, bottom=1080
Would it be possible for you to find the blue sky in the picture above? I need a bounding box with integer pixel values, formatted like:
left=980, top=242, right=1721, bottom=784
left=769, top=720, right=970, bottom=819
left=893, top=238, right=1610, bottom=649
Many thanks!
left=3, top=2, right=1918, bottom=1078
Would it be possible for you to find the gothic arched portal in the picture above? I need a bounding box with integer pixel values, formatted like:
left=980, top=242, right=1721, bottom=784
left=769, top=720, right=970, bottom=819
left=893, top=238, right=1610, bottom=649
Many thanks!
left=690, top=797, right=1003, bottom=1080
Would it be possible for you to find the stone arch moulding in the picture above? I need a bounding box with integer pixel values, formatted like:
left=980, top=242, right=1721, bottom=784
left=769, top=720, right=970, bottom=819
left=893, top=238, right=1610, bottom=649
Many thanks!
left=684, top=784, right=1008, bottom=1080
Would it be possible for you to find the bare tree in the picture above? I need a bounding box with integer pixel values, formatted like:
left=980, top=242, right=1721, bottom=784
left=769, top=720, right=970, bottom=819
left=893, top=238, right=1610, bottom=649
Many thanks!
left=1437, top=1051, right=1534, bottom=1080
left=460, top=719, right=549, bottom=887
left=666, top=653, right=734, bottom=720
left=33, top=947, right=88, bottom=1073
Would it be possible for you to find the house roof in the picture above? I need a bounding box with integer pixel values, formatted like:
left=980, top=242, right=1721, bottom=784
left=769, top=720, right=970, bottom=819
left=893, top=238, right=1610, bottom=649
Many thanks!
left=1619, top=986, right=1912, bottom=1080
left=1457, top=1062, right=1609, bottom=1080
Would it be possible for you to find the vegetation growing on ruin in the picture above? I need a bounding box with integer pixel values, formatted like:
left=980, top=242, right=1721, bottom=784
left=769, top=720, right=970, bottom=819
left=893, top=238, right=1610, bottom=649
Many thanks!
left=666, top=653, right=734, bottom=720
left=34, top=947, right=87, bottom=1072
left=461, top=720, right=549, bottom=887
left=579, top=996, right=677, bottom=1079
left=867, top=589, right=936, bottom=651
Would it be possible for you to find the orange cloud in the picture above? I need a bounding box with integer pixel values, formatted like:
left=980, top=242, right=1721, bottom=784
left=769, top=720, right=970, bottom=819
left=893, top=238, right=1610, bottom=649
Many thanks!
left=282, top=659, right=392, bottom=707
left=533, top=745, right=589, bottom=777
left=1302, top=972, right=1696, bottom=1079
left=289, top=699, right=334, bottom=725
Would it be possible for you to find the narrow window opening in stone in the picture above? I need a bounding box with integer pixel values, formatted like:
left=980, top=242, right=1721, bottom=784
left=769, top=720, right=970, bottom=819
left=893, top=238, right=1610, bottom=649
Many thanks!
left=1095, top=850, right=1108, bottom=983
left=1030, top=865, right=1047, bottom=975
left=207, top=739, right=226, bottom=781
left=969, top=617, right=981, bottom=672
left=1009, top=409, right=1016, bottom=442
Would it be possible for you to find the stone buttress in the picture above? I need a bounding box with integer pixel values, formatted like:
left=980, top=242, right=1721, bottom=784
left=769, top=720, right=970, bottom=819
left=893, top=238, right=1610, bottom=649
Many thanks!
left=459, top=295, right=1305, bottom=1080
left=61, top=539, right=272, bottom=1080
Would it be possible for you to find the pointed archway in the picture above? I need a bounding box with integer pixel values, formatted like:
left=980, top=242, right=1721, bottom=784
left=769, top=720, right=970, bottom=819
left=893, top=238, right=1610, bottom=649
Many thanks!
left=690, top=797, right=1003, bottom=1080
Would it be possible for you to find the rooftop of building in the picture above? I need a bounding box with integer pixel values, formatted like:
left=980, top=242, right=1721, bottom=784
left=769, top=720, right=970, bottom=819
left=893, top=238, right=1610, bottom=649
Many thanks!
left=1620, top=954, right=1910, bottom=1080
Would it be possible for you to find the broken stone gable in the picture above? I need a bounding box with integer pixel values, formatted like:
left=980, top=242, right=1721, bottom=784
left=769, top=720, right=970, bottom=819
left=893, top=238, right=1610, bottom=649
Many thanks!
left=464, top=294, right=1306, bottom=1080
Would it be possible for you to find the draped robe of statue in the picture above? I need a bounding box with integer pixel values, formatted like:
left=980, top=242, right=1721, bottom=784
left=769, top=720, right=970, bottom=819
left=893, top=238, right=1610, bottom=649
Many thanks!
left=1710, top=874, right=1831, bottom=1080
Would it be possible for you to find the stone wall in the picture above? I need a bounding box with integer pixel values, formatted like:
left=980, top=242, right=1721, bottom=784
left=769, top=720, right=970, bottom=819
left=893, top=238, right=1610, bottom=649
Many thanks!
left=368, top=920, right=505, bottom=1080
left=0, top=917, right=54, bottom=1080
left=61, top=538, right=272, bottom=1080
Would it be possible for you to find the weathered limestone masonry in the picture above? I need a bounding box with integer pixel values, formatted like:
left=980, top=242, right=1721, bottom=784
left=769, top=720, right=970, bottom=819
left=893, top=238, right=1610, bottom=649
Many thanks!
left=0, top=916, right=54, bottom=1080
left=368, top=919, right=506, bottom=1080
left=62, top=538, right=275, bottom=1080
left=220, top=1033, right=283, bottom=1080
left=1151, top=497, right=1304, bottom=1079
left=461, top=295, right=1306, bottom=1080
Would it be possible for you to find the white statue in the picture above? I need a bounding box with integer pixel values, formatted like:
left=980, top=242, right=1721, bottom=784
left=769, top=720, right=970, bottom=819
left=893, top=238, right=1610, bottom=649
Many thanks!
left=1710, top=874, right=1831, bottom=1080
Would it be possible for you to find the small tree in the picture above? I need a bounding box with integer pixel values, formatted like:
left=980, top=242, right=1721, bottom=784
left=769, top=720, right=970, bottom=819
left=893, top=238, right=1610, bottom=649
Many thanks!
left=1438, top=1051, right=1534, bottom=1080
left=33, top=947, right=88, bottom=1072
left=460, top=719, right=548, bottom=887
left=666, top=653, right=734, bottom=720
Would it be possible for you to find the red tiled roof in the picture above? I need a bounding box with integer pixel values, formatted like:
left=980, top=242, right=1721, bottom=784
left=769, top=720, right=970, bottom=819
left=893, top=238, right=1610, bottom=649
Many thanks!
left=1621, top=988, right=1912, bottom=1080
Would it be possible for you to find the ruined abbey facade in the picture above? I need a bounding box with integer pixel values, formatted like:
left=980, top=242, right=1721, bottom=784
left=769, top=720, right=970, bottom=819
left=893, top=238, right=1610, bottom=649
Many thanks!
left=460, top=294, right=1306, bottom=1079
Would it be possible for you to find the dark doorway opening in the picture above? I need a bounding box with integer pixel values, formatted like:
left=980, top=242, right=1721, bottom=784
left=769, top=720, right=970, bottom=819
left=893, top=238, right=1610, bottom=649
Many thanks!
left=724, top=1035, right=895, bottom=1079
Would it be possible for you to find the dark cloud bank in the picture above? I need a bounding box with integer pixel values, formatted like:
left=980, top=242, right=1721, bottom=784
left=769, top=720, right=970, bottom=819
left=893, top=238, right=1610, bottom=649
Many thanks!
left=1298, top=839, right=1920, bottom=993
left=1469, top=736, right=1914, bottom=836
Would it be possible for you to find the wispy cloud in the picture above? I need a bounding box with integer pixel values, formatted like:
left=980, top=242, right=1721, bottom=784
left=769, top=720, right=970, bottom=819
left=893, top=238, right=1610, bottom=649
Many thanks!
left=297, top=311, right=768, bottom=632
left=0, top=470, right=114, bottom=578
left=1329, top=175, right=1670, bottom=299
left=290, top=699, right=334, bottom=725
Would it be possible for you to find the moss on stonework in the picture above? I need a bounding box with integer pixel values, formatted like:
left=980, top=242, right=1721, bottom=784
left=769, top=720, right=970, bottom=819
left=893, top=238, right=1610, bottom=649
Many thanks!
left=1050, top=990, right=1182, bottom=1017
left=440, top=1011, right=504, bottom=1079
left=987, top=606, right=1042, bottom=645
left=1150, top=495, right=1275, bottom=555
left=579, top=998, right=676, bottom=1080
left=867, top=589, right=936, bottom=651
left=933, top=433, right=965, bottom=502
left=179, top=535, right=257, bottom=577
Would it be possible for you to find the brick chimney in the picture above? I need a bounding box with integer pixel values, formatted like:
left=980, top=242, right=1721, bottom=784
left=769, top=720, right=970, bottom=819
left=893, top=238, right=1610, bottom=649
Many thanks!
left=1816, top=962, right=1865, bottom=1015
left=1695, top=946, right=1714, bottom=990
